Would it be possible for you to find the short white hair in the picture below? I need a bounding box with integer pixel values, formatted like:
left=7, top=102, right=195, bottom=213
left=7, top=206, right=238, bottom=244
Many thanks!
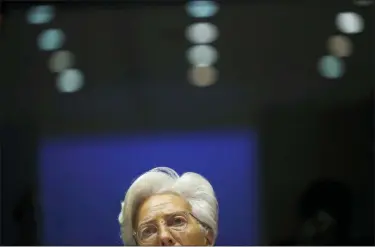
left=118, top=167, right=219, bottom=245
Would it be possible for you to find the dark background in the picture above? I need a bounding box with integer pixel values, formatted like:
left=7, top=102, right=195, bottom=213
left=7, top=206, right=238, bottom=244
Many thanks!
left=1, top=0, right=373, bottom=245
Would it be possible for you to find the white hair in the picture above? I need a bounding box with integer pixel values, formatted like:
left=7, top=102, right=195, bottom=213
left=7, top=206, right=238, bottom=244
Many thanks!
left=118, top=167, right=219, bottom=245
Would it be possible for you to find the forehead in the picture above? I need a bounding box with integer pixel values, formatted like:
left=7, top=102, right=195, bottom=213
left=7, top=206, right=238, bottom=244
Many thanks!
left=135, top=193, right=191, bottom=225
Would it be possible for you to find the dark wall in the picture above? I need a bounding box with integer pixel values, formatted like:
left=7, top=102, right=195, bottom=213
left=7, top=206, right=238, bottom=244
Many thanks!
left=261, top=98, right=373, bottom=243
left=1, top=123, right=38, bottom=245
left=2, top=98, right=372, bottom=245
left=1, top=1, right=373, bottom=245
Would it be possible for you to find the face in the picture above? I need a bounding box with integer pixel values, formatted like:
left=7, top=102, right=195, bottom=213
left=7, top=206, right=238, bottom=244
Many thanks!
left=134, top=193, right=212, bottom=246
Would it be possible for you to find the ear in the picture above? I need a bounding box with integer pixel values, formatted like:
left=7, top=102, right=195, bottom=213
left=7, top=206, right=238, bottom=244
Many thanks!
left=205, top=229, right=215, bottom=246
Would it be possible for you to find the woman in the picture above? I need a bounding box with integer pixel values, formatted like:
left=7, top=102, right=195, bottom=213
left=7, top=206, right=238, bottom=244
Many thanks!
left=118, top=167, right=218, bottom=246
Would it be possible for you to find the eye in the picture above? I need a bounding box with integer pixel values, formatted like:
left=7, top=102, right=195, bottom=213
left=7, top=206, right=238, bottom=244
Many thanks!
left=139, top=225, right=157, bottom=239
left=169, top=215, right=187, bottom=228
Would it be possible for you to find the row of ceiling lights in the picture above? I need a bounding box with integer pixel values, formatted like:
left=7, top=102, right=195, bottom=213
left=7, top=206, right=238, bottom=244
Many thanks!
left=27, top=5, right=84, bottom=93
left=185, top=1, right=219, bottom=87
left=318, top=12, right=365, bottom=79
left=27, top=3, right=366, bottom=92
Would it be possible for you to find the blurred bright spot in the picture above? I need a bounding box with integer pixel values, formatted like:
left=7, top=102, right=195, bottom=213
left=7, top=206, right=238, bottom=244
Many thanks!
left=56, top=69, right=84, bottom=93
left=27, top=5, right=54, bottom=24
left=187, top=45, right=218, bottom=66
left=49, top=51, right=75, bottom=73
left=318, top=55, right=345, bottom=79
left=336, top=12, right=364, bottom=34
left=327, top=35, right=353, bottom=57
left=186, top=22, right=219, bottom=44
left=186, top=0, right=219, bottom=18
left=38, top=29, right=65, bottom=51
left=188, top=65, right=218, bottom=87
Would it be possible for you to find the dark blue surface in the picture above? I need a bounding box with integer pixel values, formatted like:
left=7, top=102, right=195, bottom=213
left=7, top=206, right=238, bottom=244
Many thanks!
left=39, top=129, right=258, bottom=245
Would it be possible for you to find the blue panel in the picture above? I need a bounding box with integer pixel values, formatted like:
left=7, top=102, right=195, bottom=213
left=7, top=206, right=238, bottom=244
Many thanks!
left=38, top=129, right=258, bottom=245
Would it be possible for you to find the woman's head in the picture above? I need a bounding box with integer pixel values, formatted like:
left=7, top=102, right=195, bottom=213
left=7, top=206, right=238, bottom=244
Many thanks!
left=118, top=167, right=218, bottom=246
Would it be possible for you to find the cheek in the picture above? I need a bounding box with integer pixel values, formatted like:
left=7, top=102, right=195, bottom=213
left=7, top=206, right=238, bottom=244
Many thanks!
left=175, top=225, right=206, bottom=245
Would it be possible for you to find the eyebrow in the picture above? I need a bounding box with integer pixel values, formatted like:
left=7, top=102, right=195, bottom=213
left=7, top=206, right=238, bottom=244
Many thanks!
left=138, top=211, right=187, bottom=226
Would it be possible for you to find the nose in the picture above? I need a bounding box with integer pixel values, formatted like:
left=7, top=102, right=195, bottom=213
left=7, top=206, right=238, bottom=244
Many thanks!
left=159, top=226, right=176, bottom=246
